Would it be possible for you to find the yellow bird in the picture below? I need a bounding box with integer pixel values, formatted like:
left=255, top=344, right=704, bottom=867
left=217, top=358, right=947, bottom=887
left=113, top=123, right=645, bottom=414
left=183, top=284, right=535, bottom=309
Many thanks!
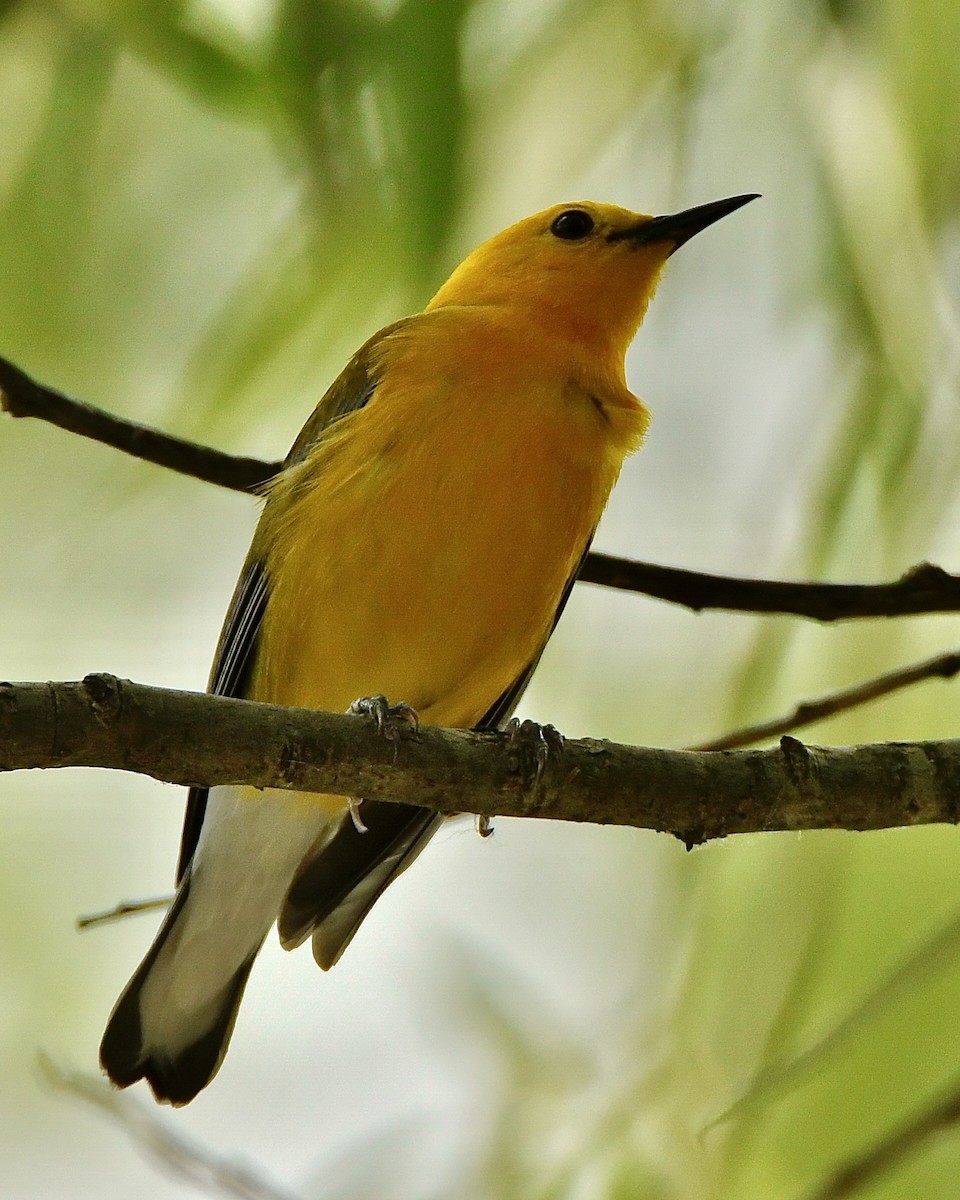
left=100, top=193, right=757, bottom=1104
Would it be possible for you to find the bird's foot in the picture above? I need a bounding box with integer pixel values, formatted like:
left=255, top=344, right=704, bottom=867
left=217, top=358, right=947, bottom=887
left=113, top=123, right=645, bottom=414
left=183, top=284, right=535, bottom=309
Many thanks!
left=504, top=718, right=564, bottom=787
left=348, top=694, right=421, bottom=758
left=349, top=693, right=420, bottom=739
left=344, top=696, right=420, bottom=834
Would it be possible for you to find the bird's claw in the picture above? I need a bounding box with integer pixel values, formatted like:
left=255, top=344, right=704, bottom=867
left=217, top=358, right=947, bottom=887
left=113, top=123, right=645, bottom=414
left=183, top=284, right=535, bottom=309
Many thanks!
left=504, top=717, right=564, bottom=787
left=347, top=796, right=368, bottom=834
left=475, top=720, right=559, bottom=835
left=348, top=694, right=421, bottom=758
left=344, top=696, right=420, bottom=834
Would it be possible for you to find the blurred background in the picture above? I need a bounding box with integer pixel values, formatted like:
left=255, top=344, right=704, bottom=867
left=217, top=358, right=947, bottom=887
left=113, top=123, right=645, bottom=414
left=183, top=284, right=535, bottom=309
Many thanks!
left=3, top=0, right=960, bottom=1196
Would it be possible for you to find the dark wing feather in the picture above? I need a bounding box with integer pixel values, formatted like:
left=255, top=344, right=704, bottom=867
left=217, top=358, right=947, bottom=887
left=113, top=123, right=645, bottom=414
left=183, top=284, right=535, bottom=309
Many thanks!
left=279, top=324, right=397, bottom=466
left=174, top=324, right=406, bottom=883
left=176, top=559, right=268, bottom=882
left=279, top=802, right=443, bottom=967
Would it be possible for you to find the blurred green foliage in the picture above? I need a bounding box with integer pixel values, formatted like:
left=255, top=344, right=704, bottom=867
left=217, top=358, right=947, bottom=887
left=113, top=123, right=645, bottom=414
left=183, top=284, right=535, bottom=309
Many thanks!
left=4, top=1, right=960, bottom=1198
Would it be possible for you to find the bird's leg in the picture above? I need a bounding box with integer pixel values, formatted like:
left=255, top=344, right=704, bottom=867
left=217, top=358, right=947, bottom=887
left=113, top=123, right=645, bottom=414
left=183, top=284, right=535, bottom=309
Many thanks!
left=346, top=695, right=422, bottom=833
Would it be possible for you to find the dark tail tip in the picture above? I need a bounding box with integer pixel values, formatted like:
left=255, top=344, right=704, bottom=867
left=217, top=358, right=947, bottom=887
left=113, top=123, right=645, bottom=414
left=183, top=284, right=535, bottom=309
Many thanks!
left=99, top=983, right=147, bottom=1090
left=100, top=953, right=257, bottom=1106
left=100, top=879, right=260, bottom=1105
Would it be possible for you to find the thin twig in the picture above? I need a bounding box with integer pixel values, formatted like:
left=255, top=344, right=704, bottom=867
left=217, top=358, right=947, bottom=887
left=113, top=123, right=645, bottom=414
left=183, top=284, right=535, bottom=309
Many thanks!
left=578, top=554, right=960, bottom=621
left=39, top=1054, right=299, bottom=1200
left=77, top=895, right=172, bottom=930
left=6, top=353, right=960, bottom=621
left=803, top=1078, right=960, bottom=1200
left=689, top=649, right=960, bottom=751
left=0, top=356, right=276, bottom=493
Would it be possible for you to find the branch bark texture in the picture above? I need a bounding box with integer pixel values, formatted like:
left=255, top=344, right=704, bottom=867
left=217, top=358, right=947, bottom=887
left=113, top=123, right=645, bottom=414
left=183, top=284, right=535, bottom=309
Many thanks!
left=3, top=676, right=960, bottom=844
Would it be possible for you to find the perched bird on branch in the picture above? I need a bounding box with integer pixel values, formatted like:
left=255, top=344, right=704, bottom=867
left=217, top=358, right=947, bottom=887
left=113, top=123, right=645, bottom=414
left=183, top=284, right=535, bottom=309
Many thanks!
left=100, top=192, right=758, bottom=1104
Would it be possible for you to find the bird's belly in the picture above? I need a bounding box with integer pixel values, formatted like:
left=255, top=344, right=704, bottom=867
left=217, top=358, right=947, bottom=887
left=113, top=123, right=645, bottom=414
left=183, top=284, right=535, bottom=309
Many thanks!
left=254, top=418, right=604, bottom=729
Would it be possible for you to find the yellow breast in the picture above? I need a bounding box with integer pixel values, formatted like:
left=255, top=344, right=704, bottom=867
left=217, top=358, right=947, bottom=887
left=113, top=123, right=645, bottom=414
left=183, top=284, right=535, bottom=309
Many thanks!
left=251, top=308, right=648, bottom=729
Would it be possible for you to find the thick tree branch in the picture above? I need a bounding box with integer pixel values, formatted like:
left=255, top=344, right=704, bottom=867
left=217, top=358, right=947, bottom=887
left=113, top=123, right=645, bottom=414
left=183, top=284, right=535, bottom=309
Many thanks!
left=3, top=675, right=960, bottom=844
left=5, top=354, right=960, bottom=621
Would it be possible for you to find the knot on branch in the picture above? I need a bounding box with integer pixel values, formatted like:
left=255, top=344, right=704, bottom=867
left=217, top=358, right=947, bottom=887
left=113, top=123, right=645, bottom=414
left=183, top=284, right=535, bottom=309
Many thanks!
left=83, top=673, right=123, bottom=726
left=899, top=561, right=954, bottom=590
left=676, top=826, right=708, bottom=852
left=780, top=734, right=811, bottom=785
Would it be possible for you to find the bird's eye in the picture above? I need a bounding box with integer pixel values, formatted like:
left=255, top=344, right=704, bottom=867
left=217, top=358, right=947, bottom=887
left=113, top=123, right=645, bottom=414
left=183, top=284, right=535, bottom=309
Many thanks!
left=550, top=209, right=595, bottom=240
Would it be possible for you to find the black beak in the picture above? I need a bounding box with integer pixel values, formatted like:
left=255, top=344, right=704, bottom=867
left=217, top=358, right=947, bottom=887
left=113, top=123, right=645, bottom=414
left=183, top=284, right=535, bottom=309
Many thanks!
left=609, top=193, right=760, bottom=254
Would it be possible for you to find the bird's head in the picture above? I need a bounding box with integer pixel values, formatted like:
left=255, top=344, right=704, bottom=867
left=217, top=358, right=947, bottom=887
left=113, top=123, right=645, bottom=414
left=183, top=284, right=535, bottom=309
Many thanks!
left=427, top=195, right=758, bottom=360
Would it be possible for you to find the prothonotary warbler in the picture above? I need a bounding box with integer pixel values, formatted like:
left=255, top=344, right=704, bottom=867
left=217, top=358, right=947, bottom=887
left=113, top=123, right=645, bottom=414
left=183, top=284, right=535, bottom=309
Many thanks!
left=100, top=193, right=758, bottom=1104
